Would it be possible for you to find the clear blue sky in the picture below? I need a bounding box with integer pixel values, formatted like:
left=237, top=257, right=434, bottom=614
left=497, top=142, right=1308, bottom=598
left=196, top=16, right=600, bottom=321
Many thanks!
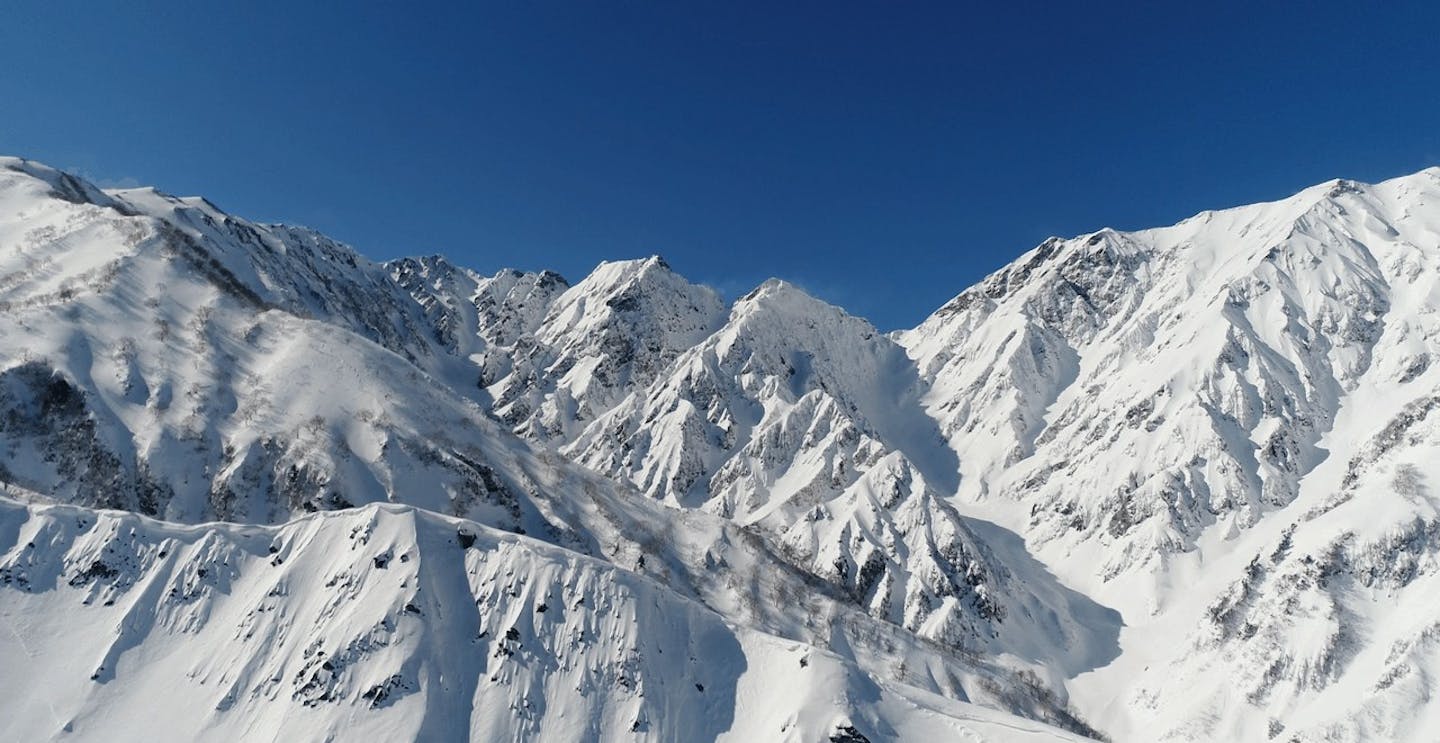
left=4, top=2, right=1438, bottom=329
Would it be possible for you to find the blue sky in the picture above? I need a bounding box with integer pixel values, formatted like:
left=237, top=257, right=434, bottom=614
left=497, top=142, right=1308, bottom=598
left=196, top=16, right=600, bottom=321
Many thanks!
left=3, top=2, right=1438, bottom=329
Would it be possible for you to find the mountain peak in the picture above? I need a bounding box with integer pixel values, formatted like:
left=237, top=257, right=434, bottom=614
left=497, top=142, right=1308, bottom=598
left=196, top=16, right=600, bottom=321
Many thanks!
left=575, top=254, right=677, bottom=292
left=733, top=278, right=866, bottom=330
left=552, top=255, right=720, bottom=323
left=593, top=253, right=670, bottom=271
left=738, top=276, right=815, bottom=306
left=475, top=254, right=727, bottom=442
left=0, top=156, right=125, bottom=212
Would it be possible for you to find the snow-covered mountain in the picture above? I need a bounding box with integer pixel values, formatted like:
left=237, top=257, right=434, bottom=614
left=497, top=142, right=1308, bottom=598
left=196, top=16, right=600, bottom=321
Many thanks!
left=901, top=167, right=1440, bottom=741
left=475, top=255, right=727, bottom=444
left=563, top=278, right=1112, bottom=672
left=388, top=255, right=569, bottom=360
left=9, top=152, right=1440, bottom=741
left=0, top=156, right=1100, bottom=742
left=0, top=496, right=1107, bottom=742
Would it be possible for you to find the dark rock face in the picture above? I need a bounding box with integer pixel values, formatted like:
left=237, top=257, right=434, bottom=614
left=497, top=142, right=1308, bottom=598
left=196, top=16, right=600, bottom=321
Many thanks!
left=0, top=362, right=168, bottom=513
left=829, top=724, right=872, bottom=743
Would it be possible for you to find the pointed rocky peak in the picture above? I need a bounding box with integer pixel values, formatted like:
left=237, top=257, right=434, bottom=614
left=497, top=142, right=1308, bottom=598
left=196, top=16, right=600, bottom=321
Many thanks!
left=387, top=255, right=573, bottom=355
left=481, top=256, right=727, bottom=442
left=574, top=254, right=669, bottom=289
left=723, top=279, right=882, bottom=351
left=476, top=266, right=570, bottom=297
left=734, top=278, right=846, bottom=317
left=708, top=279, right=894, bottom=394
left=535, top=253, right=726, bottom=367
left=389, top=253, right=473, bottom=283
left=529, top=268, right=569, bottom=291
left=544, top=255, right=718, bottom=327
left=388, top=255, right=485, bottom=352
left=472, top=266, right=570, bottom=348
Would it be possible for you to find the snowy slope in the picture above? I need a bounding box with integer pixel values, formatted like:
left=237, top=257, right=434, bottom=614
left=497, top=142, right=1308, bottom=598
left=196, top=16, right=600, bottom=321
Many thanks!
left=0, top=157, right=544, bottom=525
left=903, top=167, right=1440, bottom=740
left=566, top=279, right=1117, bottom=675
left=477, top=256, right=728, bottom=443
left=14, top=150, right=1440, bottom=741
left=388, top=255, right=569, bottom=368
left=383, top=249, right=1115, bottom=680
left=0, top=156, right=1101, bottom=741
left=899, top=181, right=1383, bottom=590
left=0, top=497, right=1093, bottom=743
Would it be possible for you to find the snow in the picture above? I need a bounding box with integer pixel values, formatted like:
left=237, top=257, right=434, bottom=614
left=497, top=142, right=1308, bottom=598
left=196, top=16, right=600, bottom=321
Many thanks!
left=0, top=156, right=1097, bottom=741
left=479, top=254, right=727, bottom=443
left=901, top=166, right=1440, bottom=740
left=0, top=498, right=1090, bottom=742
left=10, top=152, right=1440, bottom=740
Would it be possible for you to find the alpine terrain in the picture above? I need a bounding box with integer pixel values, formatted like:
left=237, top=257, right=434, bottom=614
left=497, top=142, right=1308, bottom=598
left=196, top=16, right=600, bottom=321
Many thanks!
left=2, top=154, right=1440, bottom=742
